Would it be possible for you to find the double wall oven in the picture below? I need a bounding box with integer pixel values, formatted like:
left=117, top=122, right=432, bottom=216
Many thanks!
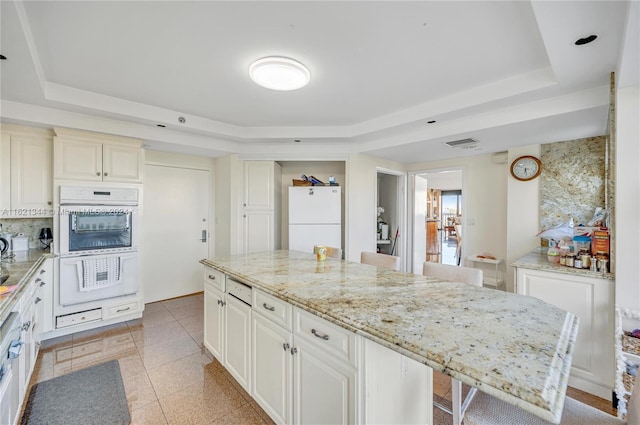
left=58, top=187, right=139, bottom=306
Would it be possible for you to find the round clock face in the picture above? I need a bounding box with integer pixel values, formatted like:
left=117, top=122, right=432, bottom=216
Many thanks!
left=510, top=155, right=541, bottom=181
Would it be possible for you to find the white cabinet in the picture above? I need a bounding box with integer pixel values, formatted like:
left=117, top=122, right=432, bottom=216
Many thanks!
left=0, top=125, right=53, bottom=217
left=54, top=128, right=144, bottom=183
left=204, top=269, right=225, bottom=362
left=243, top=161, right=281, bottom=254
left=224, top=294, right=252, bottom=392
left=252, top=312, right=293, bottom=424
left=515, top=267, right=615, bottom=398
left=251, top=290, right=357, bottom=425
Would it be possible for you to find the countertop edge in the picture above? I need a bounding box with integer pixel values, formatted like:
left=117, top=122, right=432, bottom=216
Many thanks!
left=200, top=256, right=577, bottom=422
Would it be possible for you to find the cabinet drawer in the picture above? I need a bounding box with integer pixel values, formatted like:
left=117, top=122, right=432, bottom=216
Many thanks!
left=253, top=289, right=292, bottom=331
left=204, top=268, right=226, bottom=292
left=294, top=308, right=356, bottom=366
left=56, top=308, right=102, bottom=328
left=104, top=301, right=139, bottom=319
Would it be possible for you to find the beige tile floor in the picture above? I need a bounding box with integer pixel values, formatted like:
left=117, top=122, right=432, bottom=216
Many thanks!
left=26, top=292, right=615, bottom=425
left=27, top=293, right=275, bottom=425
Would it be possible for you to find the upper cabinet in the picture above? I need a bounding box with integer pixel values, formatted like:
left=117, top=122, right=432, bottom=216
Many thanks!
left=0, top=125, right=54, bottom=217
left=54, top=128, right=144, bottom=183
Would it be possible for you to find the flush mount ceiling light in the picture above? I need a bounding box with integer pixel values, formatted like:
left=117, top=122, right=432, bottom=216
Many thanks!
left=249, top=56, right=310, bottom=91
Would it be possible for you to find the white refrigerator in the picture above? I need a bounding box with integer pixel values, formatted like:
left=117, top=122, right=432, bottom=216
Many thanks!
left=289, top=186, right=341, bottom=253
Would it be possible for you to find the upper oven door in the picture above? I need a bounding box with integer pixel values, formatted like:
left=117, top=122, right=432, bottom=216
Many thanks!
left=59, top=205, right=139, bottom=255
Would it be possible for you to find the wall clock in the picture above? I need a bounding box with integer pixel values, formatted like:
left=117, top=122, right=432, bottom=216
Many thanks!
left=510, top=155, right=542, bottom=181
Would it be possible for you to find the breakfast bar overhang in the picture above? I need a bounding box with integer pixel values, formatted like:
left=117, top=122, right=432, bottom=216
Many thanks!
left=201, top=250, right=579, bottom=424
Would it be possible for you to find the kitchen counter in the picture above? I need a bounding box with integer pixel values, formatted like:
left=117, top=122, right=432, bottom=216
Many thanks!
left=201, top=250, right=579, bottom=423
left=513, top=247, right=614, bottom=280
left=0, top=249, right=53, bottom=324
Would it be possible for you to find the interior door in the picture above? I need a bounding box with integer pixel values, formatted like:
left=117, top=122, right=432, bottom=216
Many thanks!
left=412, top=175, right=428, bottom=274
left=142, top=164, right=209, bottom=303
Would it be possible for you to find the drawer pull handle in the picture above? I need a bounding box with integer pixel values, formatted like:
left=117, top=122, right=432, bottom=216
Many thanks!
left=35, top=278, right=42, bottom=283
left=208, top=275, right=216, bottom=280
left=35, top=297, right=42, bottom=304
left=22, top=321, right=31, bottom=331
left=116, top=307, right=131, bottom=313
left=39, top=269, right=46, bottom=274
left=39, top=281, right=46, bottom=287
left=311, top=329, right=330, bottom=341
left=263, top=303, right=275, bottom=312
left=283, top=343, right=290, bottom=351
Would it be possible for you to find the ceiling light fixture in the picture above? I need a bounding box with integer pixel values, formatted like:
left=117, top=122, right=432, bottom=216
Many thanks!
left=249, top=56, right=310, bottom=91
left=575, top=34, right=597, bottom=45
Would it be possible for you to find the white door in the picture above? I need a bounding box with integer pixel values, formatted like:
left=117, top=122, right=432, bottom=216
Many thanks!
left=244, top=211, right=273, bottom=254
left=412, top=175, right=428, bottom=274
left=142, top=164, right=209, bottom=303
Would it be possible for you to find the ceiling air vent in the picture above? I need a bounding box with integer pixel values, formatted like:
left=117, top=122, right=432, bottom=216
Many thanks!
left=444, top=138, right=478, bottom=149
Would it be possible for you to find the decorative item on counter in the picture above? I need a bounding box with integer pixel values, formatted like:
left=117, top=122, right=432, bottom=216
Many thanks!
left=376, top=206, right=386, bottom=239
left=592, top=229, right=610, bottom=256
left=547, top=245, right=560, bottom=264
left=537, top=217, right=575, bottom=246
left=12, top=234, right=29, bottom=252
left=328, top=176, right=339, bottom=186
left=566, top=253, right=575, bottom=267
left=39, top=227, right=52, bottom=249
left=314, top=245, right=328, bottom=261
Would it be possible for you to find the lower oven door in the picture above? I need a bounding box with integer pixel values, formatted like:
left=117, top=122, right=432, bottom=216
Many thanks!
left=59, top=251, right=139, bottom=306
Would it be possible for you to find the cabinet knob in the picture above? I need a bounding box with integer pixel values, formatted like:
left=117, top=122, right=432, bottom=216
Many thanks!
left=39, top=281, right=46, bottom=287
left=47, top=201, right=52, bottom=206
left=35, top=297, right=42, bottom=304
left=39, top=269, right=46, bottom=274
left=290, top=347, right=298, bottom=355
left=282, top=343, right=290, bottom=351
left=35, top=278, right=42, bottom=283
left=208, top=275, right=216, bottom=280
left=311, top=329, right=330, bottom=341
left=97, top=172, right=101, bottom=176
left=104, top=172, right=109, bottom=177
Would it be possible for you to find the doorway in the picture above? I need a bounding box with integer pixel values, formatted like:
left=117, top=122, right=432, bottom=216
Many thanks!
left=410, top=168, right=464, bottom=273
left=376, top=169, right=406, bottom=270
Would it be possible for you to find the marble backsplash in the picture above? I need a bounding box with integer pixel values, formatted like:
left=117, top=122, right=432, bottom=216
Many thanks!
left=0, top=218, right=54, bottom=249
left=540, top=136, right=607, bottom=232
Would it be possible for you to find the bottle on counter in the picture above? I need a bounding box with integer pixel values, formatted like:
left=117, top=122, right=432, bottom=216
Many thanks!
left=566, top=253, right=575, bottom=267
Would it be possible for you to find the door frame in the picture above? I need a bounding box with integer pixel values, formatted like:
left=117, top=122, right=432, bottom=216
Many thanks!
left=376, top=167, right=407, bottom=271
left=408, top=166, right=466, bottom=272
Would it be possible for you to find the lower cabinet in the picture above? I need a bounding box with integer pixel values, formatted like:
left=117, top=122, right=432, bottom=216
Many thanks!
left=224, top=294, right=252, bottom=392
left=204, top=267, right=433, bottom=425
left=515, top=267, right=615, bottom=399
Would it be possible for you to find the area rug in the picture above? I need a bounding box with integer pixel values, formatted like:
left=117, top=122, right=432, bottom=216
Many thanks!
left=20, top=359, right=130, bottom=425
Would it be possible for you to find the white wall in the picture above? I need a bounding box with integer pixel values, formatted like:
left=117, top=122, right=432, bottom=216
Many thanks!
left=615, top=85, right=640, bottom=329
left=506, top=145, right=542, bottom=292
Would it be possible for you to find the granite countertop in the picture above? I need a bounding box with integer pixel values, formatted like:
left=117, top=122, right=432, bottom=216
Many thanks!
left=201, top=250, right=579, bottom=424
left=513, top=248, right=615, bottom=280
left=0, top=249, right=53, bottom=325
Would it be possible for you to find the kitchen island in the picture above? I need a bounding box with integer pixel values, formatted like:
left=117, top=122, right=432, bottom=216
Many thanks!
left=202, top=250, right=579, bottom=424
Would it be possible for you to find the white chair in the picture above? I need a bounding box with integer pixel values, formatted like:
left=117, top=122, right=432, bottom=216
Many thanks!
left=464, top=376, right=639, bottom=425
left=422, top=262, right=482, bottom=287
left=360, top=251, right=401, bottom=271
left=313, top=245, right=342, bottom=259
left=422, top=261, right=483, bottom=424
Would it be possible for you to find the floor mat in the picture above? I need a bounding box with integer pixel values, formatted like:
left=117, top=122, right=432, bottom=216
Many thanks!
left=20, top=359, right=130, bottom=425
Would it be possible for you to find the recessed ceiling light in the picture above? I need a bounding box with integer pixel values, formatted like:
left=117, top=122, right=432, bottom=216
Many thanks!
left=0, top=54, right=6, bottom=60
left=575, top=35, right=597, bottom=45
left=156, top=124, right=166, bottom=128
left=427, top=120, right=436, bottom=124
left=249, top=56, right=310, bottom=91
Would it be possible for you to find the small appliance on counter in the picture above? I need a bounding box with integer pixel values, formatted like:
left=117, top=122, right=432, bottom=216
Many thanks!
left=12, top=234, right=29, bottom=252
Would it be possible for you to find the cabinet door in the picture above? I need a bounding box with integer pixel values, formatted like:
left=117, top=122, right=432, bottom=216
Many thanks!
left=204, top=286, right=225, bottom=363
left=54, top=137, right=103, bottom=181
left=516, top=268, right=614, bottom=395
left=293, top=342, right=356, bottom=425
left=102, top=143, right=143, bottom=183
left=252, top=312, right=293, bottom=425
left=244, top=211, right=273, bottom=254
left=224, top=295, right=252, bottom=392
left=10, top=134, right=53, bottom=214
left=244, top=161, right=274, bottom=210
